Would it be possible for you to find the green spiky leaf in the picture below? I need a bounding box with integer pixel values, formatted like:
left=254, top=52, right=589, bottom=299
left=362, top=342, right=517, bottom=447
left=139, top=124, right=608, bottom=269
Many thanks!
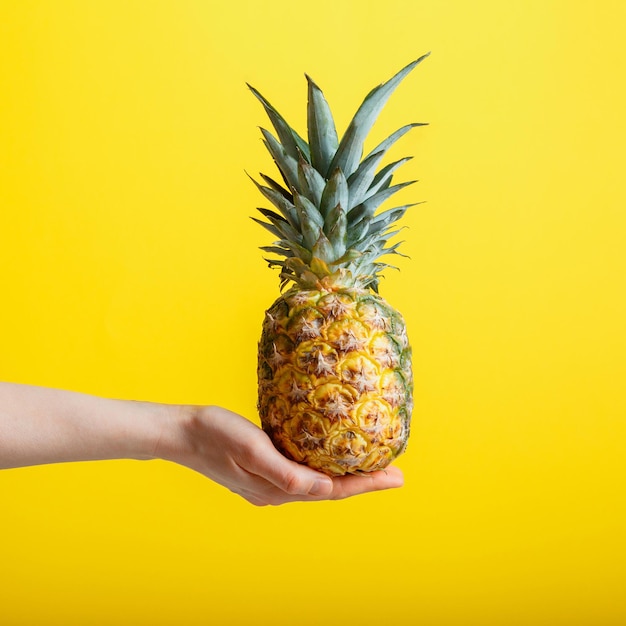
left=324, top=203, right=348, bottom=257
left=249, top=54, right=430, bottom=290
left=367, top=202, right=424, bottom=236
left=248, top=174, right=300, bottom=228
left=260, top=128, right=300, bottom=191
left=365, top=157, right=414, bottom=199
left=306, top=74, right=339, bottom=176
left=260, top=245, right=294, bottom=258
left=310, top=256, right=332, bottom=277
left=363, top=123, right=427, bottom=163
left=348, top=180, right=416, bottom=225
left=251, top=217, right=285, bottom=240
left=293, top=191, right=325, bottom=229
left=320, top=168, right=349, bottom=219
left=295, top=203, right=322, bottom=249
left=346, top=150, right=386, bottom=210
left=260, top=173, right=293, bottom=202
left=297, top=154, right=326, bottom=206
left=328, top=53, right=430, bottom=178
left=311, top=231, right=335, bottom=263
left=248, top=84, right=310, bottom=161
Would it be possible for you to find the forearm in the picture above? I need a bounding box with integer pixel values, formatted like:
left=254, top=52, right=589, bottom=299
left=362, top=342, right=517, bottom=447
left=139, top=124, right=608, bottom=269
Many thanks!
left=0, top=383, right=171, bottom=469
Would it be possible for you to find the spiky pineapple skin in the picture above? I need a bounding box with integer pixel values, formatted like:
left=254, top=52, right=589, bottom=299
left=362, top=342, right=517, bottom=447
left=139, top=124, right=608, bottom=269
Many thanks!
left=258, top=287, right=413, bottom=476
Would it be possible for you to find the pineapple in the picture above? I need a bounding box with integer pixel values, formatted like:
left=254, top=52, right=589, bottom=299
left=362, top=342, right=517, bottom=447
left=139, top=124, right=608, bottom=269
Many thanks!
left=250, top=54, right=429, bottom=476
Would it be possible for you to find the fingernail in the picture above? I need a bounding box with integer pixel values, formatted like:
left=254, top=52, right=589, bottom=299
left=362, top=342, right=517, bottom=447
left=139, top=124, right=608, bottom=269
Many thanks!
left=309, top=478, right=332, bottom=496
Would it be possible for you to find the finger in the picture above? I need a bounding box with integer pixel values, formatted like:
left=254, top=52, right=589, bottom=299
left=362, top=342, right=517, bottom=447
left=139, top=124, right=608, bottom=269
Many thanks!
left=245, top=465, right=404, bottom=504
left=327, top=466, right=404, bottom=500
left=231, top=465, right=404, bottom=506
left=235, top=476, right=327, bottom=506
left=238, top=436, right=333, bottom=497
left=240, top=465, right=404, bottom=506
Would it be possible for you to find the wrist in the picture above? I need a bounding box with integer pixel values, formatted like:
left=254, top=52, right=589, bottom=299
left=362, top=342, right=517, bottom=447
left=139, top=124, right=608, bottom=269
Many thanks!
left=80, top=396, right=178, bottom=463
left=149, top=402, right=200, bottom=464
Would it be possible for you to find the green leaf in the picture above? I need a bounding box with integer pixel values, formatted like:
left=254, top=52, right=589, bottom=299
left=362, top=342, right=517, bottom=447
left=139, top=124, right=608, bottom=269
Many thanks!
left=320, top=168, right=349, bottom=219
left=293, top=191, right=324, bottom=228
left=347, top=216, right=370, bottom=245
left=324, top=203, right=348, bottom=257
left=346, top=150, right=386, bottom=210
left=248, top=173, right=300, bottom=229
left=310, top=255, right=332, bottom=277
left=367, top=202, right=424, bottom=236
left=382, top=241, right=409, bottom=257
left=253, top=208, right=301, bottom=242
left=285, top=257, right=310, bottom=276
left=257, top=207, right=287, bottom=223
left=363, top=123, right=427, bottom=163
left=369, top=156, right=412, bottom=187
left=260, top=173, right=293, bottom=202
left=365, top=157, right=413, bottom=199
left=276, top=237, right=313, bottom=262
left=375, top=261, right=400, bottom=272
left=297, top=154, right=326, bottom=206
left=328, top=53, right=430, bottom=179
left=348, top=180, right=416, bottom=225
left=260, top=245, right=294, bottom=257
left=260, top=128, right=300, bottom=191
left=306, top=74, right=339, bottom=177
left=312, top=231, right=335, bottom=264
left=251, top=217, right=284, bottom=240
left=286, top=257, right=326, bottom=286
left=294, top=201, right=322, bottom=249
left=329, top=248, right=362, bottom=266
left=248, top=84, right=311, bottom=161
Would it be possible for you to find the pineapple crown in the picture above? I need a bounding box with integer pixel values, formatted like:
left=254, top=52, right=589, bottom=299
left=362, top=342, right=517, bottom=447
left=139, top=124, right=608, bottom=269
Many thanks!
left=249, top=53, right=429, bottom=292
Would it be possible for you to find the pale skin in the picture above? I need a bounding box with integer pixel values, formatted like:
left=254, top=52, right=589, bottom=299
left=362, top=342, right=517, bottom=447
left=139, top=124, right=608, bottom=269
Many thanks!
left=0, top=382, right=404, bottom=506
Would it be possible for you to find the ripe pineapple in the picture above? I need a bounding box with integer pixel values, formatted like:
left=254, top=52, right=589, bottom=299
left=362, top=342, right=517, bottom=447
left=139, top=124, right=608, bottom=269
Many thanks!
left=250, top=54, right=429, bottom=476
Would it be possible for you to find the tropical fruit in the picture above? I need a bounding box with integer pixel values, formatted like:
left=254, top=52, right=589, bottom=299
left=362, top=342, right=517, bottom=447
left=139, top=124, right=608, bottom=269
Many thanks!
left=250, top=54, right=429, bottom=475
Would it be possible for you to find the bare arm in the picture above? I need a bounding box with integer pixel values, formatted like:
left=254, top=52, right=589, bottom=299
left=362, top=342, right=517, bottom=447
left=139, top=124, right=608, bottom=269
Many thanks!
left=0, top=383, right=163, bottom=467
left=0, top=383, right=403, bottom=505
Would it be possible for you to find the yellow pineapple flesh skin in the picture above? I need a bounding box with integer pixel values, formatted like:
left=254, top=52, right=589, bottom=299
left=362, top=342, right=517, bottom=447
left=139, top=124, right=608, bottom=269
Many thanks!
left=258, top=286, right=413, bottom=476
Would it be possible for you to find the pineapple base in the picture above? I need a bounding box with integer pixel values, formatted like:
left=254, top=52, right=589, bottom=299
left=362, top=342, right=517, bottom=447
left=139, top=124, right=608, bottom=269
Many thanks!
left=257, top=287, right=413, bottom=476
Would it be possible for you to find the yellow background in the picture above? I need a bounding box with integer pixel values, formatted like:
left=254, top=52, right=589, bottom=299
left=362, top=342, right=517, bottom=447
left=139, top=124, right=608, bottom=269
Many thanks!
left=1, top=1, right=625, bottom=624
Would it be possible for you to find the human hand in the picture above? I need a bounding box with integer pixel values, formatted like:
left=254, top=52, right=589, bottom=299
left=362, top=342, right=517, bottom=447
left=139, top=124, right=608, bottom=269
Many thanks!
left=157, top=405, right=404, bottom=506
